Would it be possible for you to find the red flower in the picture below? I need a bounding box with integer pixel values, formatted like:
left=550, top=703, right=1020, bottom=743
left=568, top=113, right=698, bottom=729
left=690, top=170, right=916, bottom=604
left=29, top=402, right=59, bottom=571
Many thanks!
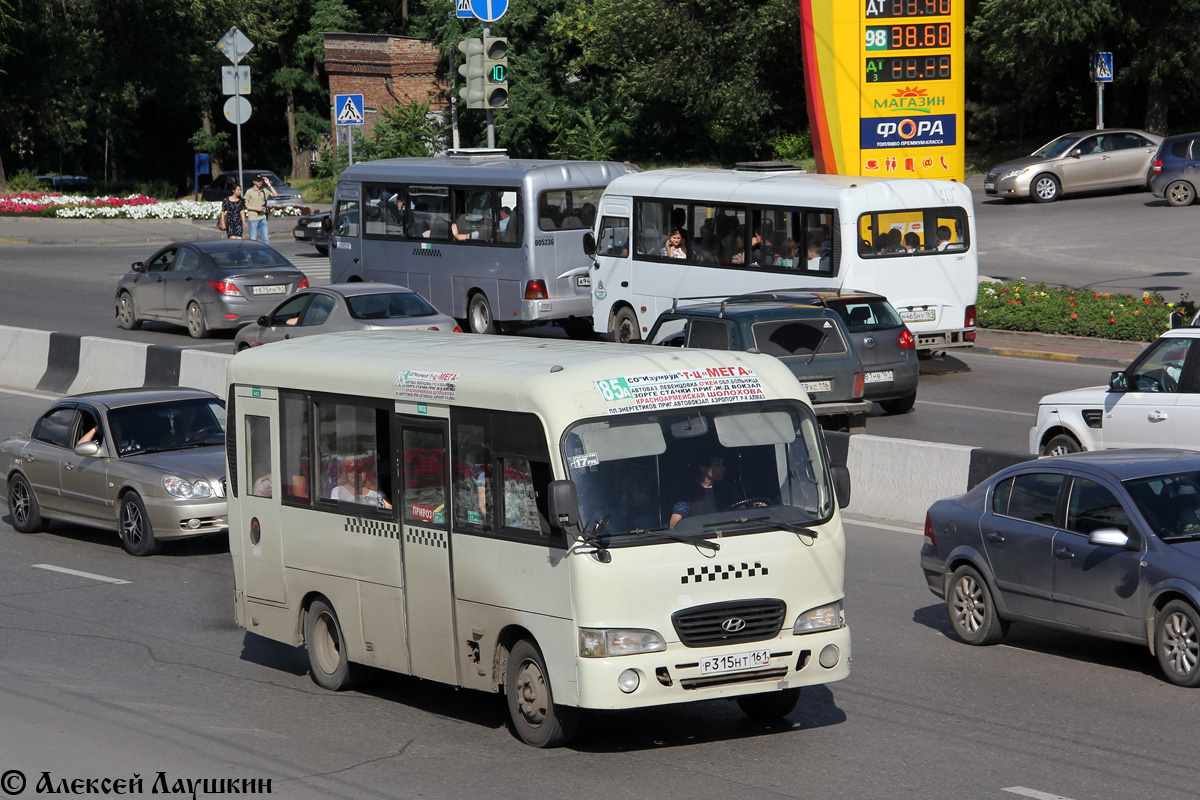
left=1109, top=318, right=1116, bottom=323
left=1071, top=313, right=1078, bottom=320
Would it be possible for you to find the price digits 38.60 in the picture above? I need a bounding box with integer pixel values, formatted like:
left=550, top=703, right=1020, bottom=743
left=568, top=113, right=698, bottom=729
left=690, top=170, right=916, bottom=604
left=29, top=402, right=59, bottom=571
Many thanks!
left=865, top=23, right=951, bottom=50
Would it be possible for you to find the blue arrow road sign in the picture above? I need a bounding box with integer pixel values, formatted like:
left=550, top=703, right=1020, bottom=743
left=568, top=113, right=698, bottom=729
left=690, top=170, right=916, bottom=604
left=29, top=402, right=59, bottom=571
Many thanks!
left=1093, top=52, right=1113, bottom=83
left=335, top=94, right=365, bottom=125
left=470, top=0, right=508, bottom=22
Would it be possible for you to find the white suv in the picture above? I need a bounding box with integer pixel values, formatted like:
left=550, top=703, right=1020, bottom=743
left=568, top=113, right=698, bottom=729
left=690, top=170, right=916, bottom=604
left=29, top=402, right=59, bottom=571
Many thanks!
left=1031, top=328, right=1200, bottom=455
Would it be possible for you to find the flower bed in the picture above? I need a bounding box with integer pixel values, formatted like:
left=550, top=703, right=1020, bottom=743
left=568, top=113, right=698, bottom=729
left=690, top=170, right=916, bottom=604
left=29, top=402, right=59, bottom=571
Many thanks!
left=978, top=279, right=1195, bottom=343
left=0, top=192, right=305, bottom=219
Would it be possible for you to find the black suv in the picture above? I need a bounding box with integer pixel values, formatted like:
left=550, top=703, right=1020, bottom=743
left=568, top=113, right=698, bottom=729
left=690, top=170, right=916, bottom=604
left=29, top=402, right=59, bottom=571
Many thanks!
left=1148, top=132, right=1200, bottom=206
left=645, top=296, right=871, bottom=431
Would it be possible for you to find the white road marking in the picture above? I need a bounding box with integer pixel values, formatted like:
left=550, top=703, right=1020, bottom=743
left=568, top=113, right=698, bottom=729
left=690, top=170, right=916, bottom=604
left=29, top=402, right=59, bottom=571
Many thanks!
left=0, top=386, right=57, bottom=399
left=917, top=399, right=1036, bottom=418
left=842, top=516, right=923, bottom=535
left=33, top=564, right=130, bottom=585
left=1002, top=787, right=1078, bottom=800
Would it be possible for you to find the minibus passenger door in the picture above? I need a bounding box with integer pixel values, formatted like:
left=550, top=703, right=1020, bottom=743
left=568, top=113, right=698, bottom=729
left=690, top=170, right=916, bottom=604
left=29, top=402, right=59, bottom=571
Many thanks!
left=329, top=194, right=361, bottom=281
left=238, top=391, right=286, bottom=605
left=591, top=205, right=631, bottom=333
left=395, top=410, right=459, bottom=685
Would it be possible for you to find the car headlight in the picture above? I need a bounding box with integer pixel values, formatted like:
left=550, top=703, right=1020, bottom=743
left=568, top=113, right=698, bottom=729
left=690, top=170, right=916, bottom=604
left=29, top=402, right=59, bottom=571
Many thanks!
left=793, top=600, right=844, bottom=634
left=1000, top=168, right=1028, bottom=180
left=163, top=475, right=215, bottom=499
left=579, top=628, right=666, bottom=657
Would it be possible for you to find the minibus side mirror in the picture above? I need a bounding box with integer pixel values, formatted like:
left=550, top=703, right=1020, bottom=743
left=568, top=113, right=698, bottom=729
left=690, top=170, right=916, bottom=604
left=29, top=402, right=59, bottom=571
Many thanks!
left=582, top=231, right=596, bottom=257
left=320, top=215, right=333, bottom=234
left=1109, top=371, right=1128, bottom=393
left=547, top=480, right=580, bottom=529
left=830, top=463, right=851, bottom=509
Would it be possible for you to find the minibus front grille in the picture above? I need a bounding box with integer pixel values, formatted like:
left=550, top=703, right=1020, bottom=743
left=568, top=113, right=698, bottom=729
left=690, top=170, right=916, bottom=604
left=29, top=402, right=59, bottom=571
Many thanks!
left=671, top=599, right=786, bottom=647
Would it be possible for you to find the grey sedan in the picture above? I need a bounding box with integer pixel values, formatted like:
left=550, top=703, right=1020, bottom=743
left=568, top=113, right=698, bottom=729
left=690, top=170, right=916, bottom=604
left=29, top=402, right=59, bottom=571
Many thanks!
left=234, top=283, right=460, bottom=351
left=984, top=128, right=1162, bottom=202
left=115, top=240, right=308, bottom=338
left=922, top=449, right=1200, bottom=686
left=2, top=388, right=228, bottom=556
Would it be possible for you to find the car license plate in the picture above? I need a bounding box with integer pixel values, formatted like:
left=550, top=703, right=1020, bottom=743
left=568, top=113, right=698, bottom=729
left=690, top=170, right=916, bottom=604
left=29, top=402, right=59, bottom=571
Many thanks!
left=251, top=284, right=288, bottom=296
left=798, top=380, right=832, bottom=394
left=864, top=370, right=893, bottom=384
left=576, top=275, right=591, bottom=287
left=899, top=308, right=937, bottom=323
left=701, top=649, right=772, bottom=675
left=983, top=182, right=995, bottom=190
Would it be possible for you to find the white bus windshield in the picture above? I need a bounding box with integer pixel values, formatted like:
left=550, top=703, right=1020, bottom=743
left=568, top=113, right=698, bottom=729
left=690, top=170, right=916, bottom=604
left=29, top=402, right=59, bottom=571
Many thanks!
left=562, top=402, right=832, bottom=543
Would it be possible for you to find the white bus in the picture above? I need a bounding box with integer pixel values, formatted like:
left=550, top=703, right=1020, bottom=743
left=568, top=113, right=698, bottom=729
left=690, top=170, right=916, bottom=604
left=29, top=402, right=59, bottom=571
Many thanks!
left=586, top=167, right=977, bottom=351
left=329, top=153, right=637, bottom=337
left=227, top=331, right=852, bottom=747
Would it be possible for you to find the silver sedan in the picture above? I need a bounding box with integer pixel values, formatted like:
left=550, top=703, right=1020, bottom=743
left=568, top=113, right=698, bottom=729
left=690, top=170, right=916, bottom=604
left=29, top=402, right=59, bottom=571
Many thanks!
left=234, top=283, right=460, bottom=351
left=115, top=240, right=308, bottom=339
left=983, top=128, right=1162, bottom=202
left=2, top=388, right=228, bottom=556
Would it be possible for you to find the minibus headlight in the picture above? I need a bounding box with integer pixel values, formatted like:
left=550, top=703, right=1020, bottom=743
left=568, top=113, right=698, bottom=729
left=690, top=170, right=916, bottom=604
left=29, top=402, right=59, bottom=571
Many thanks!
left=163, top=475, right=214, bottom=499
left=792, top=601, right=843, bottom=634
left=579, top=628, right=666, bottom=657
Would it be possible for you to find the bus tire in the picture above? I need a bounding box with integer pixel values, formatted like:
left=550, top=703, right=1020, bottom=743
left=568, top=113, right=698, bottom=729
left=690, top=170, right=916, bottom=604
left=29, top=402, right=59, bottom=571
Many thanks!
left=467, top=292, right=497, bottom=335
left=505, top=638, right=579, bottom=747
left=613, top=307, right=641, bottom=343
left=305, top=599, right=361, bottom=691
left=736, top=687, right=801, bottom=720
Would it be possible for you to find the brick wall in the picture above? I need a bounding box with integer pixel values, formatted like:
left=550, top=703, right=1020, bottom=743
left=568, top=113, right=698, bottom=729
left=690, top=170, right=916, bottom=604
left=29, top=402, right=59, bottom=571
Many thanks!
left=325, top=33, right=448, bottom=139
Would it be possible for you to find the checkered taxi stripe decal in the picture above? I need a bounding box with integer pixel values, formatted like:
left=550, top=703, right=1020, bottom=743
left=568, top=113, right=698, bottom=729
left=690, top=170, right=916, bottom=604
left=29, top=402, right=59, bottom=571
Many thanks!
left=344, top=517, right=400, bottom=539
left=406, top=527, right=447, bottom=549
left=681, top=562, right=768, bottom=584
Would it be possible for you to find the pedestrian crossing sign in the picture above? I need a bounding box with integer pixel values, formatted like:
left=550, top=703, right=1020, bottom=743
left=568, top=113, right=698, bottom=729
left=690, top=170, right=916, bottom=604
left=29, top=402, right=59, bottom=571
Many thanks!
left=1093, top=52, right=1113, bottom=83
left=334, top=94, right=365, bottom=125
left=456, top=0, right=473, bottom=18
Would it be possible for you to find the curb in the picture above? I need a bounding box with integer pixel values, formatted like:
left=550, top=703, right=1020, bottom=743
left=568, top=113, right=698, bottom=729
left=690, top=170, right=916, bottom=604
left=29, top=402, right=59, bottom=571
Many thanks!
left=971, top=343, right=1131, bottom=368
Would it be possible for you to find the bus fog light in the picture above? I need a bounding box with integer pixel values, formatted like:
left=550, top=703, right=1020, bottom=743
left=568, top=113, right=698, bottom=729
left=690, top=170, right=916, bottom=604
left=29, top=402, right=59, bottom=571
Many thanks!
left=793, top=600, right=843, bottom=634
left=618, top=669, right=640, bottom=693
left=819, top=644, right=840, bottom=669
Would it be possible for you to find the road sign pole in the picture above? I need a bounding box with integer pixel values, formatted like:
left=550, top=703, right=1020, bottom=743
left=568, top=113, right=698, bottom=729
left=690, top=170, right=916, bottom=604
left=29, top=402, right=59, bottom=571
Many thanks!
left=348, top=125, right=354, bottom=166
left=234, top=31, right=244, bottom=189
left=1097, top=82, right=1104, bottom=130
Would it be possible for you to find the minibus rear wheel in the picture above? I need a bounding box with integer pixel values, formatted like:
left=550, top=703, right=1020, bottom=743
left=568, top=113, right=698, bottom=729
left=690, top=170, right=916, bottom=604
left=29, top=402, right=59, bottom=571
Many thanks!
left=305, top=598, right=362, bottom=691
left=505, top=638, right=579, bottom=747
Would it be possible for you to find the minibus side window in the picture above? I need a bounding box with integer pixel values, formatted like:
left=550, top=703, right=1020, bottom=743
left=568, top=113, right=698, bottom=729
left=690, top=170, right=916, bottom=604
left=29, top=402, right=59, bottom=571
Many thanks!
left=246, top=415, right=272, bottom=498
left=401, top=425, right=446, bottom=526
left=453, top=422, right=492, bottom=531
left=281, top=392, right=312, bottom=506
left=314, top=400, right=393, bottom=515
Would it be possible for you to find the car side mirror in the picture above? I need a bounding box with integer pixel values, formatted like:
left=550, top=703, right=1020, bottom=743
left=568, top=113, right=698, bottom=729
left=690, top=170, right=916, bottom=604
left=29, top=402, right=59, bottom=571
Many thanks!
left=1088, top=527, right=1130, bottom=548
left=1069, top=148, right=1082, bottom=158
left=1109, top=371, right=1128, bottom=392
left=547, top=480, right=580, bottom=529
left=320, top=216, right=333, bottom=234
left=1170, top=311, right=1185, bottom=329
left=131, top=262, right=145, bottom=272
left=830, top=463, right=851, bottom=509
left=74, top=441, right=101, bottom=457
left=257, top=315, right=270, bottom=326
left=582, top=232, right=596, bottom=257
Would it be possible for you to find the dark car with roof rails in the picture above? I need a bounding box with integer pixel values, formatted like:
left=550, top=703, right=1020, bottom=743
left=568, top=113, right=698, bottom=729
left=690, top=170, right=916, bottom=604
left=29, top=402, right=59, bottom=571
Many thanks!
left=644, top=295, right=871, bottom=432
left=730, top=289, right=918, bottom=415
left=922, top=448, right=1200, bottom=687
left=1147, top=131, right=1200, bottom=207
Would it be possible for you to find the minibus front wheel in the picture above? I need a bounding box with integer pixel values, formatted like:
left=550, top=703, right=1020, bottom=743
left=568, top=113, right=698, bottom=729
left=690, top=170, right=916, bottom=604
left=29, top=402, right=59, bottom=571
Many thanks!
left=505, top=638, right=579, bottom=747
left=613, top=306, right=641, bottom=344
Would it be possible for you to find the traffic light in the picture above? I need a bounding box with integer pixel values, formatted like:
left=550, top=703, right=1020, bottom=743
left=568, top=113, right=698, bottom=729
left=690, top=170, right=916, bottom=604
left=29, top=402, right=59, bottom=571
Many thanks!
left=457, top=38, right=486, bottom=110
left=482, top=37, right=509, bottom=109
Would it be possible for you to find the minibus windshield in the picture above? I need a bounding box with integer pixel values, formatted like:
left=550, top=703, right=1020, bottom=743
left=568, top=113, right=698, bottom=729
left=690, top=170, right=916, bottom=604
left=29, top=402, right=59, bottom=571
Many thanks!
left=562, top=402, right=832, bottom=543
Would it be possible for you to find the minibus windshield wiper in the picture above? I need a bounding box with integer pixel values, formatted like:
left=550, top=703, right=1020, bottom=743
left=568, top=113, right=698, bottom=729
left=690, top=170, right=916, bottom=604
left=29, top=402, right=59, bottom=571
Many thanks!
left=704, top=515, right=819, bottom=538
left=628, top=527, right=720, bottom=552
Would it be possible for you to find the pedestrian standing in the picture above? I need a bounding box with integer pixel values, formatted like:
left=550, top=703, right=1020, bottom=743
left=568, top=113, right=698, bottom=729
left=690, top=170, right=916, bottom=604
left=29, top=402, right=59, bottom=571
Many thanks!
left=220, top=184, right=248, bottom=239
left=244, top=174, right=278, bottom=244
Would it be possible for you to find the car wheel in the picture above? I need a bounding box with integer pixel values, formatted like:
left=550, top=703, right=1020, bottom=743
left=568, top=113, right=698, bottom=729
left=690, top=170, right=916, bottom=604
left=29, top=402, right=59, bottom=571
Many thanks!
left=946, top=565, right=1008, bottom=645
left=8, top=474, right=44, bottom=533
left=467, top=292, right=497, bottom=335
left=236, top=342, right=252, bottom=352
left=315, top=244, right=329, bottom=256
left=1166, top=181, right=1196, bottom=207
left=562, top=317, right=595, bottom=340
left=736, top=687, right=801, bottom=720
left=116, top=292, right=141, bottom=330
left=305, top=598, right=364, bottom=691
left=1032, top=174, right=1061, bottom=203
left=613, top=306, right=642, bottom=344
left=879, top=390, right=917, bottom=415
left=1041, top=433, right=1082, bottom=457
left=186, top=302, right=209, bottom=339
left=506, top=638, right=579, bottom=747
left=1155, top=600, right=1200, bottom=687
left=119, top=493, right=160, bottom=556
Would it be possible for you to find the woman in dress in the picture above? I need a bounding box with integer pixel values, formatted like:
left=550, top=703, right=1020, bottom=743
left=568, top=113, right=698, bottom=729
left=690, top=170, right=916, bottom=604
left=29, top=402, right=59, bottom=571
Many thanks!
left=220, top=184, right=247, bottom=239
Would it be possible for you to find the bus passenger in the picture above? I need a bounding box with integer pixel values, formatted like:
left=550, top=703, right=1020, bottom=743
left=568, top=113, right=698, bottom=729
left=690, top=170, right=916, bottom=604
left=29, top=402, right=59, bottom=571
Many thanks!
left=661, top=227, right=688, bottom=259
left=936, top=225, right=953, bottom=250
left=904, top=231, right=922, bottom=253
left=730, top=233, right=746, bottom=265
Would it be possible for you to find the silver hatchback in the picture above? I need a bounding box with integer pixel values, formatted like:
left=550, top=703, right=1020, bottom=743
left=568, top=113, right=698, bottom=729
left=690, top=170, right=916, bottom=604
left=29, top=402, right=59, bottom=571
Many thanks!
left=115, top=240, right=308, bottom=338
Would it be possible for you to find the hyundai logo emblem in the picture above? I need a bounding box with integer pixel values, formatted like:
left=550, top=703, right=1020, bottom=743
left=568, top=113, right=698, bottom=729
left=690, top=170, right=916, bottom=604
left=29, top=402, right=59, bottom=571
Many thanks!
left=864, top=336, right=875, bottom=348
left=721, top=617, right=747, bottom=633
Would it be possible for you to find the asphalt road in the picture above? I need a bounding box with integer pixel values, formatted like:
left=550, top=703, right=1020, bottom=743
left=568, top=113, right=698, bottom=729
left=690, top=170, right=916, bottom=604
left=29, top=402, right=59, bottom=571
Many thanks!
left=0, top=389, right=1193, bottom=800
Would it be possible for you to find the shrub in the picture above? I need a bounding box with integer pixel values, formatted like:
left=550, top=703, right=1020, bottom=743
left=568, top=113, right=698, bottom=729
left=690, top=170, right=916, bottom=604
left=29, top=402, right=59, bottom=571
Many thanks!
left=772, top=131, right=813, bottom=162
left=977, top=279, right=1196, bottom=343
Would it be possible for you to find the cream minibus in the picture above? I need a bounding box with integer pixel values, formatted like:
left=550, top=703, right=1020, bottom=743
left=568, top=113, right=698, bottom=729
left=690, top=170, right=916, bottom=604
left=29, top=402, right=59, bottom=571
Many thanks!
left=227, top=331, right=852, bottom=747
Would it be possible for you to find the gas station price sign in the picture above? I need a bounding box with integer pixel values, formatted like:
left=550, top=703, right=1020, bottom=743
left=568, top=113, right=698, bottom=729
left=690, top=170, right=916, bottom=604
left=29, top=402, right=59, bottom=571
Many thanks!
left=798, top=0, right=964, bottom=180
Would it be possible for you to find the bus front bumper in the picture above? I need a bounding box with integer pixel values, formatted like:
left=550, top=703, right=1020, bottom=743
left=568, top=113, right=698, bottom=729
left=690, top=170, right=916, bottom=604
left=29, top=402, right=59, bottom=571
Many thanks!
left=573, top=626, right=851, bottom=710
